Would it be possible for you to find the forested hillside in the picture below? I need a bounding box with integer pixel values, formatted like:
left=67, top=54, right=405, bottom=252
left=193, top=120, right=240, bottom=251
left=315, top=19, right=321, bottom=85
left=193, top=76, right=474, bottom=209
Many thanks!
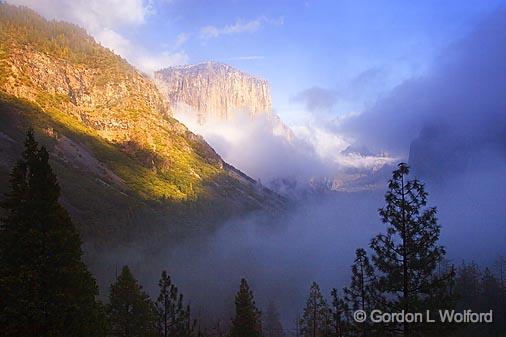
left=0, top=3, right=285, bottom=248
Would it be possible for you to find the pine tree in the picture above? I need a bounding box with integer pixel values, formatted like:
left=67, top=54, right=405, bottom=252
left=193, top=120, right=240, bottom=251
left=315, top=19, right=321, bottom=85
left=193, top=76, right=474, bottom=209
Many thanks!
left=230, top=278, right=262, bottom=337
left=107, top=265, right=157, bottom=337
left=156, top=270, right=198, bottom=337
left=156, top=271, right=183, bottom=337
left=369, top=163, right=453, bottom=336
left=300, top=282, right=331, bottom=337
left=0, top=129, right=106, bottom=337
left=263, top=301, right=284, bottom=337
left=330, top=289, right=349, bottom=337
left=343, top=248, right=380, bottom=337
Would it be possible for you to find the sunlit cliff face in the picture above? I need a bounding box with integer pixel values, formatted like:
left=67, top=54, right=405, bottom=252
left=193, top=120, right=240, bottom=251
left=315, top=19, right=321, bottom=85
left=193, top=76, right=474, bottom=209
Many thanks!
left=155, top=62, right=272, bottom=122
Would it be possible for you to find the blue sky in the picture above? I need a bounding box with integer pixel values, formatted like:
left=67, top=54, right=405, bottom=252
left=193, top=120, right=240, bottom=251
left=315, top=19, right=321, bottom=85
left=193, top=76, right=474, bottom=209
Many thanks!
left=134, top=0, right=506, bottom=124
left=8, top=0, right=506, bottom=124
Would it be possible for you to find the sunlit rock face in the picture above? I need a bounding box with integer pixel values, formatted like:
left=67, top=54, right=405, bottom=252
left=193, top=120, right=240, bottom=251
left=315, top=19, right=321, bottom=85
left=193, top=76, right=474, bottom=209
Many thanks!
left=155, top=61, right=272, bottom=123
left=155, top=61, right=295, bottom=144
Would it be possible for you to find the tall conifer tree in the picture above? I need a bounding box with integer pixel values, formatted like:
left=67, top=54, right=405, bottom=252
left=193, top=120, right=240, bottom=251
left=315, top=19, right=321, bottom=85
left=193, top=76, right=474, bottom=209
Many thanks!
left=330, top=289, right=349, bottom=337
left=0, top=129, right=106, bottom=337
left=230, top=278, right=262, bottom=337
left=370, top=163, right=453, bottom=336
left=299, top=282, right=331, bottom=337
left=156, top=270, right=197, bottom=337
left=107, top=265, right=156, bottom=337
left=344, top=248, right=380, bottom=337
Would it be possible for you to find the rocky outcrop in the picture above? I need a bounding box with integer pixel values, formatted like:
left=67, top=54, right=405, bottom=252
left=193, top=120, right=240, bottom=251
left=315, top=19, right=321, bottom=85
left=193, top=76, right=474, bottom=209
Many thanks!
left=1, top=45, right=170, bottom=143
left=155, top=62, right=272, bottom=123
left=155, top=62, right=294, bottom=141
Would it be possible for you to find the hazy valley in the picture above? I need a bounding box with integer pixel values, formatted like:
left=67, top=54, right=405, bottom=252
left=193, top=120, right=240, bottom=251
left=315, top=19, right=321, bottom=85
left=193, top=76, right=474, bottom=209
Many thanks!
left=0, top=2, right=505, bottom=337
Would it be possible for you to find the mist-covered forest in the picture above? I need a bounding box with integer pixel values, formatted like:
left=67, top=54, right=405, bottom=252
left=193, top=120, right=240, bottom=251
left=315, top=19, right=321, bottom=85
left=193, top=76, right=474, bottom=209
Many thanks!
left=1, top=131, right=504, bottom=337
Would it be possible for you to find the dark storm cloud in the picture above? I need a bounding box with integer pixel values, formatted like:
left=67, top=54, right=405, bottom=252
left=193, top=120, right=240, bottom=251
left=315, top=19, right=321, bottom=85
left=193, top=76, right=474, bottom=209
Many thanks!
left=336, top=9, right=506, bottom=262
left=340, top=10, right=506, bottom=155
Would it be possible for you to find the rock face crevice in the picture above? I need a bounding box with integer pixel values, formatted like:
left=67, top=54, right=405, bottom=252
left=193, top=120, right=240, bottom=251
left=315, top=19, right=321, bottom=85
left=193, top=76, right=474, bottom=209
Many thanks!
left=155, top=62, right=272, bottom=123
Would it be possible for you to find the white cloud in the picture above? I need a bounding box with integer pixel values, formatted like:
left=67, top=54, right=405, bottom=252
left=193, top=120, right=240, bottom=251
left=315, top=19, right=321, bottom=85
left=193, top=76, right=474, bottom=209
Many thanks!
left=5, top=0, right=187, bottom=75
left=136, top=51, right=189, bottom=75
left=200, top=16, right=283, bottom=40
left=6, top=0, right=149, bottom=30
left=94, top=28, right=132, bottom=56
left=173, top=104, right=394, bottom=189
left=291, top=124, right=348, bottom=161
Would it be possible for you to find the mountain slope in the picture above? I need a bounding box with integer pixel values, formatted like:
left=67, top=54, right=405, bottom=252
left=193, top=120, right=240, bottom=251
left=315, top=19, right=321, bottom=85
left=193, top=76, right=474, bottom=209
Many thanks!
left=0, top=4, right=285, bottom=247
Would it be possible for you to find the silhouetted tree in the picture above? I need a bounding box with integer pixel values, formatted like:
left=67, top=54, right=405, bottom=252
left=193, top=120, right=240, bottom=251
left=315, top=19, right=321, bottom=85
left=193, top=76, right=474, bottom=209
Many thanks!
left=183, top=304, right=201, bottom=337
left=0, top=129, right=106, bottom=337
left=230, top=278, right=262, bottom=337
left=107, top=265, right=156, bottom=337
left=156, top=271, right=184, bottom=337
left=481, top=268, right=501, bottom=311
left=300, top=282, right=331, bottom=337
left=370, top=163, right=453, bottom=336
left=156, top=270, right=198, bottom=337
left=330, top=289, right=349, bottom=337
left=344, top=248, right=381, bottom=337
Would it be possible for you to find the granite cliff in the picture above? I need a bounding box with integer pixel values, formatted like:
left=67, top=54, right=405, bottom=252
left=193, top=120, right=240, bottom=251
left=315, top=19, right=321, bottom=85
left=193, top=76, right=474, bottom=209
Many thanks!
left=155, top=62, right=294, bottom=143
left=155, top=62, right=272, bottom=123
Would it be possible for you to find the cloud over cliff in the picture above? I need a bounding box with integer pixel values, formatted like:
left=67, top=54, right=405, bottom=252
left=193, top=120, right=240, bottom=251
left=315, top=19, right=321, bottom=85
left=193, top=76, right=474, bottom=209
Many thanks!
left=340, top=10, right=506, bottom=157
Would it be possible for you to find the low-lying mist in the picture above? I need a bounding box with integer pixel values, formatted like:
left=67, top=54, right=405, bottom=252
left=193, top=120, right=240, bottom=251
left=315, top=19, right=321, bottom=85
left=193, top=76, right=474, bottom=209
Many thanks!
left=95, top=171, right=505, bottom=327
left=90, top=7, right=505, bottom=330
left=97, top=190, right=384, bottom=326
left=174, top=108, right=337, bottom=185
left=174, top=105, right=394, bottom=191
